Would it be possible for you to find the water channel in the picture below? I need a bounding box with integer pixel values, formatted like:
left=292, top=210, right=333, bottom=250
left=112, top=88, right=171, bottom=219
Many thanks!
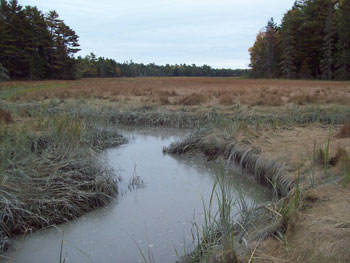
left=3, top=128, right=271, bottom=263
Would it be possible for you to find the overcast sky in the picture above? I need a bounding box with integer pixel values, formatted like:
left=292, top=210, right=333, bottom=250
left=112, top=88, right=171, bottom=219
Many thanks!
left=20, top=0, right=295, bottom=69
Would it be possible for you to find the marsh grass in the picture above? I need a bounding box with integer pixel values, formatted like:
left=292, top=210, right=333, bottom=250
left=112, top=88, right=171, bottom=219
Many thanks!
left=281, top=171, right=301, bottom=228
left=189, top=165, right=238, bottom=263
left=343, top=156, right=350, bottom=188
left=336, top=122, right=350, bottom=138
left=0, top=103, right=126, bottom=252
left=317, top=130, right=332, bottom=176
left=3, top=78, right=350, bottom=108
left=219, top=95, right=234, bottom=106
left=0, top=108, right=12, bottom=124
left=178, top=93, right=207, bottom=106
left=308, top=140, right=317, bottom=188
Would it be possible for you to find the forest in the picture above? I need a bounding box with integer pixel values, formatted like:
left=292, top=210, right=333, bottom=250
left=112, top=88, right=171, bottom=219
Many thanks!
left=0, top=0, right=249, bottom=81
left=249, top=0, right=350, bottom=80
left=78, top=54, right=250, bottom=78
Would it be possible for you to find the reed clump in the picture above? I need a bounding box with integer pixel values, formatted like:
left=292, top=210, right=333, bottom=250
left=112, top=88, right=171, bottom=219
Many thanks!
left=186, top=167, right=239, bottom=263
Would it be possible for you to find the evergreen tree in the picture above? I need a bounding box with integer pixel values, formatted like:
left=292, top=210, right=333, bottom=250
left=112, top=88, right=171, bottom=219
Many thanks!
left=249, top=0, right=350, bottom=80
left=24, top=6, right=51, bottom=79
left=0, top=1, right=81, bottom=79
left=320, top=0, right=337, bottom=80
left=279, top=8, right=300, bottom=79
left=335, top=0, right=350, bottom=79
left=265, top=18, right=278, bottom=78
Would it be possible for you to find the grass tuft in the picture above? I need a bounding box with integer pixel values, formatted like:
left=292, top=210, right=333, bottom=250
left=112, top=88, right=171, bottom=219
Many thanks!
left=335, top=122, right=350, bottom=138
left=188, top=165, right=239, bottom=263
left=219, top=95, right=234, bottom=106
left=178, top=93, right=207, bottom=106
left=343, top=156, right=350, bottom=188
left=0, top=108, right=12, bottom=124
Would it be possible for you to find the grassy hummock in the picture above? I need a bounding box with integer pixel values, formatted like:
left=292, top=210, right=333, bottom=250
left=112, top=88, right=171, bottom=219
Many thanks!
left=0, top=101, right=126, bottom=252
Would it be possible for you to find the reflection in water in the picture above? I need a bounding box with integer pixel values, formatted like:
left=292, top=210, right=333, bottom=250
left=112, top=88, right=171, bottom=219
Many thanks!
left=3, top=128, right=271, bottom=263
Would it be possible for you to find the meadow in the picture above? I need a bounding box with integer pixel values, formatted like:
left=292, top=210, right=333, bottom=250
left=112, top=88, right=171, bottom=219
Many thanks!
left=3, top=77, right=350, bottom=107
left=1, top=77, right=350, bottom=262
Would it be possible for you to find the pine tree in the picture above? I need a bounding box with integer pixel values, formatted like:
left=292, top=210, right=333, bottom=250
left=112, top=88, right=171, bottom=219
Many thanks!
left=335, top=0, right=350, bottom=80
left=23, top=6, right=51, bottom=79
left=279, top=8, right=300, bottom=79
left=1, top=0, right=28, bottom=78
left=265, top=18, right=278, bottom=78
left=320, top=0, right=337, bottom=80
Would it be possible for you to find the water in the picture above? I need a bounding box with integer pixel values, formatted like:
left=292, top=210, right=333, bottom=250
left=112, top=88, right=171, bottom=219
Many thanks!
left=3, top=128, right=271, bottom=263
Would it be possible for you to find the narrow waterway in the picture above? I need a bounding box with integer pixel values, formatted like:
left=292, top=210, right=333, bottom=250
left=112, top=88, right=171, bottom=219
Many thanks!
left=3, top=128, right=271, bottom=263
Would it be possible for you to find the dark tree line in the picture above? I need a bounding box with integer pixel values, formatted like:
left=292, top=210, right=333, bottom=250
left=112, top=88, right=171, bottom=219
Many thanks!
left=77, top=55, right=250, bottom=78
left=249, top=0, right=350, bottom=80
left=0, top=0, right=80, bottom=80
left=117, top=61, right=250, bottom=77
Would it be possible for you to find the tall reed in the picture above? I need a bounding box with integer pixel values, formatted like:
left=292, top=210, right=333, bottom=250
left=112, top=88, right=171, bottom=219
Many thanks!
left=189, top=165, right=240, bottom=262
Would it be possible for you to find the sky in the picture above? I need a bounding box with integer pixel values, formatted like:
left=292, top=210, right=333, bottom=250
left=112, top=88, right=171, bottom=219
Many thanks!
left=20, top=0, right=295, bottom=69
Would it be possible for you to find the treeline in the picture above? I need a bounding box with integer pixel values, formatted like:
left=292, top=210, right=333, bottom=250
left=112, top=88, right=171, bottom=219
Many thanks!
left=77, top=54, right=250, bottom=78
left=0, top=0, right=81, bottom=80
left=117, top=61, right=250, bottom=77
left=249, top=0, right=350, bottom=80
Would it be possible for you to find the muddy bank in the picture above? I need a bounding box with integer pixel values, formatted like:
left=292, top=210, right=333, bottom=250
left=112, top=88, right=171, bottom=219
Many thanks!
left=164, top=130, right=291, bottom=197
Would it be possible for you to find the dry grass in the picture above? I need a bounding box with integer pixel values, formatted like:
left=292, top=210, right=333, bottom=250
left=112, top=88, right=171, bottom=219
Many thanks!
left=0, top=108, right=12, bottom=124
left=158, top=95, right=171, bottom=105
left=252, top=185, right=350, bottom=263
left=336, top=123, right=350, bottom=138
left=177, top=93, right=207, bottom=105
left=1, top=77, right=350, bottom=107
left=219, top=94, right=234, bottom=106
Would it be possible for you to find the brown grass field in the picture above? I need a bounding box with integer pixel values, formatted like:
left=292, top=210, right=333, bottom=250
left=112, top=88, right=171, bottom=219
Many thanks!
left=2, top=77, right=350, bottom=107
left=1, top=77, right=350, bottom=262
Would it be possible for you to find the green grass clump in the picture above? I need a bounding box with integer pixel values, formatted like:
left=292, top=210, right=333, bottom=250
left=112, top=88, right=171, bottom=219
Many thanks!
left=343, top=156, right=350, bottom=188
left=281, top=171, right=301, bottom=228
left=188, top=166, right=240, bottom=263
